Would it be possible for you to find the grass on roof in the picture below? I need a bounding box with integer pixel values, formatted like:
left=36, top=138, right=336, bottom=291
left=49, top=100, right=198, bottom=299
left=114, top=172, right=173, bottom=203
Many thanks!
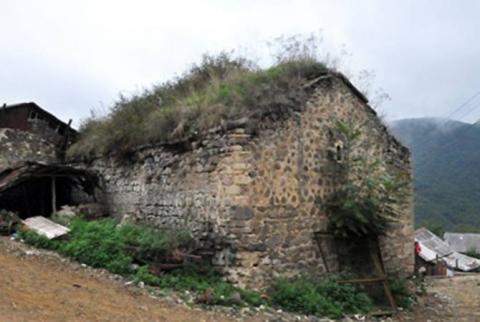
left=68, top=39, right=330, bottom=159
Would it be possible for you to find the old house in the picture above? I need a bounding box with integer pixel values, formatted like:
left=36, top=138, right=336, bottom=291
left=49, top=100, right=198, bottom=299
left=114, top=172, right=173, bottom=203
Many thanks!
left=77, top=72, right=415, bottom=287
left=0, top=102, right=77, bottom=168
left=0, top=102, right=76, bottom=147
left=0, top=103, right=95, bottom=219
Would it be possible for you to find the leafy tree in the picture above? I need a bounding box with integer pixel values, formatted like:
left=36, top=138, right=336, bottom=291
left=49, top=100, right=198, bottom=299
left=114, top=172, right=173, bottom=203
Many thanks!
left=324, top=121, right=408, bottom=238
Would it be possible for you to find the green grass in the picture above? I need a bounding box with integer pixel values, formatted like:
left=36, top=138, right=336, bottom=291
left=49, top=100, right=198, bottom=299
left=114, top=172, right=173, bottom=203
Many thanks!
left=67, top=49, right=329, bottom=159
left=134, top=265, right=266, bottom=306
left=20, top=218, right=382, bottom=317
left=269, top=275, right=373, bottom=318
left=20, top=218, right=191, bottom=275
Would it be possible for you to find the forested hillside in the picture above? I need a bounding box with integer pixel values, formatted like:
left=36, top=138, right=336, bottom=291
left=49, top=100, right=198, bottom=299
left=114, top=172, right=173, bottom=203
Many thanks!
left=390, top=118, right=480, bottom=232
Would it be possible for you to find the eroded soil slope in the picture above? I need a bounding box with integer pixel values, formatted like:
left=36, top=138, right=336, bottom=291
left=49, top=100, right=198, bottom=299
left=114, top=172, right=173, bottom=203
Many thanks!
left=0, top=238, right=237, bottom=322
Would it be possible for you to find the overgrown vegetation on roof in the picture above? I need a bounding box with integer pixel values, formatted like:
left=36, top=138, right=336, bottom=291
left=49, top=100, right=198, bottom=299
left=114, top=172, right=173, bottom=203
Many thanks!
left=67, top=35, right=332, bottom=159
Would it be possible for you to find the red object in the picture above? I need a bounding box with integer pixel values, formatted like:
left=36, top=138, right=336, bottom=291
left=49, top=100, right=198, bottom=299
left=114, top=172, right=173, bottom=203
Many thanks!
left=415, top=242, right=422, bottom=255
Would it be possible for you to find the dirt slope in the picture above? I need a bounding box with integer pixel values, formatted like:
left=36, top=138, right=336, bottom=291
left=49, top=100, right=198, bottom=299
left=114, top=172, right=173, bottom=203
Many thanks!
left=2, top=236, right=480, bottom=322
left=0, top=238, right=238, bottom=322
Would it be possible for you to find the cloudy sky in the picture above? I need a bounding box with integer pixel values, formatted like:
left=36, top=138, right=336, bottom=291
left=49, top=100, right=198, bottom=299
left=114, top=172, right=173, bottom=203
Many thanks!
left=1, top=0, right=480, bottom=127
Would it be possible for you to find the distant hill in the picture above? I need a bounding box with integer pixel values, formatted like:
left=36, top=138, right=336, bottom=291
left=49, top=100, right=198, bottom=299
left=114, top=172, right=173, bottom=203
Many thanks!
left=389, top=118, right=480, bottom=231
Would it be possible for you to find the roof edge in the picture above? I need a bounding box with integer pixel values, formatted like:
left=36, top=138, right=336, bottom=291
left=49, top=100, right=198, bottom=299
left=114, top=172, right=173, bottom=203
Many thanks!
left=1, top=102, right=76, bottom=132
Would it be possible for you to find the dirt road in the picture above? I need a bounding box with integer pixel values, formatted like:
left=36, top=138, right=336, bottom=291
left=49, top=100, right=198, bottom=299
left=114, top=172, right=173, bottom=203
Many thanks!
left=393, top=275, right=480, bottom=322
left=425, top=275, right=480, bottom=321
left=0, top=238, right=240, bottom=322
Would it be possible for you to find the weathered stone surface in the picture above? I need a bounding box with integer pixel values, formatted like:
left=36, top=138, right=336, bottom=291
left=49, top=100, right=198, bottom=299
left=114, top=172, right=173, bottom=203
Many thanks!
left=0, top=128, right=58, bottom=168
left=76, top=75, right=414, bottom=289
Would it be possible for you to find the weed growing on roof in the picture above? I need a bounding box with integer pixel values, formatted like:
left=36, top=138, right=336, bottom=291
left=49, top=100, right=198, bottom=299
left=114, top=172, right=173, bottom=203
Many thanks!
left=67, top=35, right=331, bottom=159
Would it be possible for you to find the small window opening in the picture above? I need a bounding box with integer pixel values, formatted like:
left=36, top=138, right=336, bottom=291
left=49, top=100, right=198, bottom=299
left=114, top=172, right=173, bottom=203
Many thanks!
left=28, top=111, right=38, bottom=119
left=335, top=141, right=344, bottom=162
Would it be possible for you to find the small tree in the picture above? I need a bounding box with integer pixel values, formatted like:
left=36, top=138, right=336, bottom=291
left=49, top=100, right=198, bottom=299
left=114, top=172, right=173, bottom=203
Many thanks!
left=324, top=121, right=408, bottom=238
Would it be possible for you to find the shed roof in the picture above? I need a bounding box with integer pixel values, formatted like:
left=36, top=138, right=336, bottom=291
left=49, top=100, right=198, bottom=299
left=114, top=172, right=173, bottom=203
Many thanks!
left=1, top=102, right=75, bottom=131
left=415, top=228, right=480, bottom=271
left=444, top=232, right=480, bottom=253
left=0, top=161, right=98, bottom=195
left=415, top=227, right=452, bottom=260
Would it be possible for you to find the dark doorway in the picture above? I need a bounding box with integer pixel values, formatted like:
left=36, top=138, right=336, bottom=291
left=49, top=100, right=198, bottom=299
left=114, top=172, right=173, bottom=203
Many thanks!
left=0, top=177, right=74, bottom=219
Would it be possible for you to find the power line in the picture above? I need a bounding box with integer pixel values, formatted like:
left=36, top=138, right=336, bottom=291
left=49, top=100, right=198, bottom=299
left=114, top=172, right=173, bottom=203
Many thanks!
left=412, top=90, right=480, bottom=149
left=414, top=109, right=480, bottom=170
left=443, top=90, right=480, bottom=120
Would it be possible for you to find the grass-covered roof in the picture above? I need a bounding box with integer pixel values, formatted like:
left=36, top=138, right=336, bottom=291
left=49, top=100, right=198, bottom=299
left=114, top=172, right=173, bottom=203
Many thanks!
left=68, top=38, right=350, bottom=159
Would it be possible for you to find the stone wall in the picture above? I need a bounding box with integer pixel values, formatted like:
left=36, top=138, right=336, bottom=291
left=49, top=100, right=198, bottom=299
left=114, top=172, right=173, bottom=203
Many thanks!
left=219, top=76, right=414, bottom=287
left=0, top=128, right=58, bottom=169
left=28, top=117, right=70, bottom=147
left=81, top=74, right=414, bottom=288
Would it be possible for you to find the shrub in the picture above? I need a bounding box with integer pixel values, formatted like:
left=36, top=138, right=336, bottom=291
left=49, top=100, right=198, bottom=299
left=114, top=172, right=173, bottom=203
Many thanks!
left=269, top=275, right=373, bottom=318
left=20, top=219, right=375, bottom=317
left=21, top=218, right=192, bottom=275
left=324, top=121, right=408, bottom=237
left=389, top=276, right=416, bottom=309
left=134, top=265, right=266, bottom=307
left=19, top=230, right=60, bottom=250
left=58, top=219, right=134, bottom=274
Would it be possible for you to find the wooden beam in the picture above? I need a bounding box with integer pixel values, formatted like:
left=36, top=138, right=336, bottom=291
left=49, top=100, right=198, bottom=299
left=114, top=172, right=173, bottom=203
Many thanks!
left=338, top=276, right=387, bottom=284
left=51, top=177, right=57, bottom=214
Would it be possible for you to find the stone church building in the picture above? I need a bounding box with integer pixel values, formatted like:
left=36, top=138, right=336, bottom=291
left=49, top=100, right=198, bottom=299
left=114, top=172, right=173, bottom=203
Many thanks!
left=82, top=72, right=414, bottom=288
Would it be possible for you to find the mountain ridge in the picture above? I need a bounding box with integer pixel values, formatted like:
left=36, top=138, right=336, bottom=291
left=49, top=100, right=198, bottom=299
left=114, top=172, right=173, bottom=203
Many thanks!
left=389, top=117, right=480, bottom=231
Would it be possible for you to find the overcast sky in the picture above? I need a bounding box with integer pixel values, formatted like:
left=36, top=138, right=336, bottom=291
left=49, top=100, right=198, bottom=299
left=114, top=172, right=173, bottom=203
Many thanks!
left=1, top=0, right=480, bottom=127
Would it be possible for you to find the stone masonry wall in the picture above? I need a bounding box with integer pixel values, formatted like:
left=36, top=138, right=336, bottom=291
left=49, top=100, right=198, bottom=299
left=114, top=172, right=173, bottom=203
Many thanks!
left=0, top=128, right=59, bottom=169
left=218, top=76, right=414, bottom=287
left=83, top=75, right=414, bottom=289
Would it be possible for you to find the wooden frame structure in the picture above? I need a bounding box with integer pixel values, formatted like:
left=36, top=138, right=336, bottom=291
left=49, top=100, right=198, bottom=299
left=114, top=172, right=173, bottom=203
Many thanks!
left=314, top=232, right=397, bottom=313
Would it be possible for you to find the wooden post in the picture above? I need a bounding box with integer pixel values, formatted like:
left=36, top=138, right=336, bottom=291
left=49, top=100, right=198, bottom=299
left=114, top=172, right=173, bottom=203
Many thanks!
left=51, top=177, right=57, bottom=215
left=314, top=233, right=331, bottom=273
left=368, top=238, right=397, bottom=310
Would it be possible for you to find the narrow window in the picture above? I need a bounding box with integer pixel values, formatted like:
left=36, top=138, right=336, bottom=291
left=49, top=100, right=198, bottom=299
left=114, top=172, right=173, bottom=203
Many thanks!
left=335, top=141, right=344, bottom=162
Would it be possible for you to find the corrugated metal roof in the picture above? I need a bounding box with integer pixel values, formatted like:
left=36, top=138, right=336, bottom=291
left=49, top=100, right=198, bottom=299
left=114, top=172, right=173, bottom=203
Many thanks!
left=22, top=216, right=69, bottom=239
left=415, top=228, right=480, bottom=271
left=415, top=228, right=452, bottom=259
left=444, top=252, right=480, bottom=271
left=444, top=232, right=480, bottom=253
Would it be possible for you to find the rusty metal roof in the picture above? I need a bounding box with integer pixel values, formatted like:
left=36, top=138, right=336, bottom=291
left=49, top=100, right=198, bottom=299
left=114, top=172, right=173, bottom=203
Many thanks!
left=0, top=161, right=98, bottom=195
